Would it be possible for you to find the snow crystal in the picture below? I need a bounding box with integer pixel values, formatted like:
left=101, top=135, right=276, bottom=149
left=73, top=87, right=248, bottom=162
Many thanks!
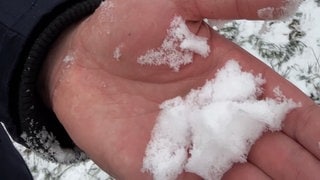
left=142, top=60, right=299, bottom=180
left=137, top=16, right=210, bottom=72
left=63, top=54, right=74, bottom=63
left=113, top=46, right=122, bottom=61
left=62, top=53, right=76, bottom=70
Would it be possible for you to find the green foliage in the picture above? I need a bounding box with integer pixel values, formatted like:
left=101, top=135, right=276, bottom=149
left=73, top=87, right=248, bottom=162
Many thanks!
left=294, top=48, right=320, bottom=104
left=239, top=18, right=305, bottom=71
left=243, top=33, right=306, bottom=72
left=217, top=22, right=240, bottom=41
left=218, top=19, right=306, bottom=70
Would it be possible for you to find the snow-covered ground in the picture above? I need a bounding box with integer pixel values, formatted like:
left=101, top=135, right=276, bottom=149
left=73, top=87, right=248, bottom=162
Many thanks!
left=230, top=0, right=320, bottom=103
left=16, top=1, right=319, bottom=179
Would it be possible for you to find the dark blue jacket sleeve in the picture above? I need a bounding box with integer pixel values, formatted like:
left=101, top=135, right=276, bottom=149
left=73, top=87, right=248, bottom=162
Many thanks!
left=0, top=124, right=33, bottom=179
left=0, top=0, right=102, bottom=163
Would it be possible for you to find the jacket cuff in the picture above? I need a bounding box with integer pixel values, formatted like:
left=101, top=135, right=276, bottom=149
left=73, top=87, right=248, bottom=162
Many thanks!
left=19, top=0, right=102, bottom=163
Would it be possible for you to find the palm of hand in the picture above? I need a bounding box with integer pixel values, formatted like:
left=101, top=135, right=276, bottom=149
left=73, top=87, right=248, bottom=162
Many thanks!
left=45, top=0, right=320, bottom=179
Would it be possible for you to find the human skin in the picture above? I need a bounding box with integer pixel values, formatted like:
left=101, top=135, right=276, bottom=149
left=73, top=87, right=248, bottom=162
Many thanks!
left=39, top=0, right=320, bottom=179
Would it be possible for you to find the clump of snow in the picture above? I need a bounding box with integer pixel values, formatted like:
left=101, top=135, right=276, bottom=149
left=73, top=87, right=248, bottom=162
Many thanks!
left=257, top=0, right=303, bottom=20
left=257, top=7, right=275, bottom=20
left=137, top=16, right=210, bottom=72
left=142, top=60, right=299, bottom=180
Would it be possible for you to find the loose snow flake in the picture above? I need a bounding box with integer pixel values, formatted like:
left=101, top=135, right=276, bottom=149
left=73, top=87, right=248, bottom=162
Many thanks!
left=63, top=54, right=75, bottom=64
left=113, top=46, right=122, bottom=61
left=62, top=53, right=76, bottom=70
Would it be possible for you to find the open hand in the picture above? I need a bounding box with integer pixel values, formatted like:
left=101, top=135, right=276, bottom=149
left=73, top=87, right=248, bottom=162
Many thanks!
left=40, top=0, right=320, bottom=179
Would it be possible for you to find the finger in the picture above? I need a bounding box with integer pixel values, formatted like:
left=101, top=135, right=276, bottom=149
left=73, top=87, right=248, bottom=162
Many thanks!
left=175, top=0, right=302, bottom=20
left=248, top=132, right=320, bottom=179
left=222, top=163, right=271, bottom=180
left=283, top=104, right=320, bottom=160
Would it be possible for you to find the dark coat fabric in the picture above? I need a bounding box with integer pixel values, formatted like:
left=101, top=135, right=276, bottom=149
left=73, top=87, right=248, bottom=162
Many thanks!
left=0, top=124, right=33, bottom=179
left=0, top=0, right=102, bottom=178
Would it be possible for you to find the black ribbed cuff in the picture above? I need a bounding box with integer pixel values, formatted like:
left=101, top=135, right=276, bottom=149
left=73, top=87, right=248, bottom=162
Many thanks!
left=19, top=0, right=102, bottom=163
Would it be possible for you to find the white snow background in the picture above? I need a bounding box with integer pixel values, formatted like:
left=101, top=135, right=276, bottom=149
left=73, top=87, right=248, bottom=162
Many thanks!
left=13, top=0, right=319, bottom=179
